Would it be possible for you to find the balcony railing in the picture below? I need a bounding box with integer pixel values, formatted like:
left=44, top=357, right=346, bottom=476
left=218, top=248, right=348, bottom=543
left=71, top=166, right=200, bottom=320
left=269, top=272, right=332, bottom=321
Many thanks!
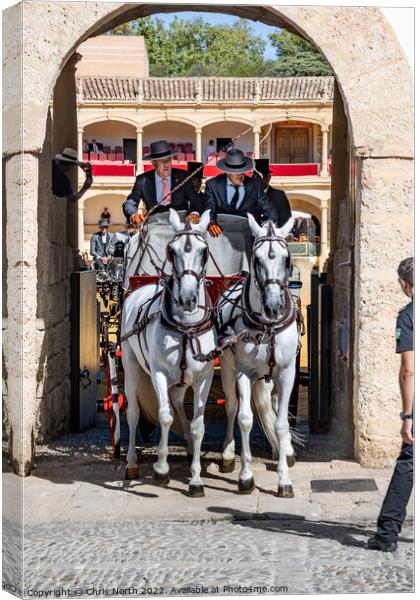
left=90, top=161, right=329, bottom=178
left=288, top=242, right=320, bottom=257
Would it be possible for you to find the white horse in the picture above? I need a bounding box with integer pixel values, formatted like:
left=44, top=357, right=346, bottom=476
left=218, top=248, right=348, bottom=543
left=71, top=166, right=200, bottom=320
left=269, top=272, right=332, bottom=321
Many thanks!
left=121, top=209, right=217, bottom=497
left=218, top=214, right=299, bottom=497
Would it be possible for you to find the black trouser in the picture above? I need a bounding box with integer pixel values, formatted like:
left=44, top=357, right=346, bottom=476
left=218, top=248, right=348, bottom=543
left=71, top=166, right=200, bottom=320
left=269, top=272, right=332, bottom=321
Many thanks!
left=376, top=441, right=413, bottom=543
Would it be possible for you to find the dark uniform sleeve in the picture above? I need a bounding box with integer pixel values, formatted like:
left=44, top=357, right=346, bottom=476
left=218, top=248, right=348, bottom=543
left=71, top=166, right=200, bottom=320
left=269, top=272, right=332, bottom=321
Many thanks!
left=51, top=160, right=73, bottom=197
left=204, top=178, right=218, bottom=222
left=276, top=190, right=292, bottom=228
left=183, top=176, right=202, bottom=214
left=396, top=303, right=413, bottom=353
left=256, top=179, right=278, bottom=223
left=123, top=175, right=143, bottom=218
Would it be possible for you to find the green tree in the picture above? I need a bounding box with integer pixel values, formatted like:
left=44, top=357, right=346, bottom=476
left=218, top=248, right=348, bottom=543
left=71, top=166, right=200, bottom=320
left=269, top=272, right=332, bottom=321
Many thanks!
left=110, top=16, right=267, bottom=77
left=268, top=30, right=333, bottom=76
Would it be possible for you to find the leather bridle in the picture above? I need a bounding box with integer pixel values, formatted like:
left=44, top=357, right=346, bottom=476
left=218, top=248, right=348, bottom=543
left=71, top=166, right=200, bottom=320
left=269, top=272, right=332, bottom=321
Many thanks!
left=252, top=223, right=291, bottom=292
left=166, top=221, right=209, bottom=283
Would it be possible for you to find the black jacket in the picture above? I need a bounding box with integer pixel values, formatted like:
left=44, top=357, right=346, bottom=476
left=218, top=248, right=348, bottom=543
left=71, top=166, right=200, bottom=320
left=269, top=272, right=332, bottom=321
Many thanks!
left=266, top=186, right=292, bottom=228
left=204, top=174, right=277, bottom=223
left=123, top=168, right=201, bottom=219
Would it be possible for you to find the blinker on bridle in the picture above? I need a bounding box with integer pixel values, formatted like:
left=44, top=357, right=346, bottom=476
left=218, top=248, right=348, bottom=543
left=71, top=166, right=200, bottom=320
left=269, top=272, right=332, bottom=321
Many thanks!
left=252, top=224, right=291, bottom=291
left=166, top=224, right=209, bottom=282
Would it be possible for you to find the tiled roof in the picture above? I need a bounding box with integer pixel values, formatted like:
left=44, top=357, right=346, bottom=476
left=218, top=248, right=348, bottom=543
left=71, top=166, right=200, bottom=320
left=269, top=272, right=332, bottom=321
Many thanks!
left=79, top=76, right=334, bottom=103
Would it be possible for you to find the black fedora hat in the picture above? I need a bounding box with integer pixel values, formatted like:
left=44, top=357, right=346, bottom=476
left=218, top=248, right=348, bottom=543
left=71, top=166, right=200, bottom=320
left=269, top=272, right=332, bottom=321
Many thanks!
left=187, top=161, right=205, bottom=177
left=144, top=140, right=179, bottom=161
left=253, top=158, right=272, bottom=176
left=216, top=148, right=253, bottom=174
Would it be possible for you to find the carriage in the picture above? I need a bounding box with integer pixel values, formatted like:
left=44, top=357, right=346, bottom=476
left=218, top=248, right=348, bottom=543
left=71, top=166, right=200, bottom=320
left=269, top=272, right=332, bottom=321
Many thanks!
left=98, top=209, right=303, bottom=497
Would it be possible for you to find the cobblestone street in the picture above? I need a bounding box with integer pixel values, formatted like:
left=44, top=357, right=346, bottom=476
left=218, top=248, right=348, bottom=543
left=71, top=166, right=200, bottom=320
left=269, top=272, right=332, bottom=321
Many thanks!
left=2, top=414, right=414, bottom=598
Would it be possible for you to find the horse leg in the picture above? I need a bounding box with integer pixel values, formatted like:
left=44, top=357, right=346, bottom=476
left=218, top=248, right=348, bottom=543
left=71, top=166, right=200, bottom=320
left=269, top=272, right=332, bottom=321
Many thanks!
left=236, top=372, right=255, bottom=493
left=151, top=371, right=173, bottom=486
left=188, top=372, right=213, bottom=497
left=122, top=342, right=142, bottom=480
left=170, top=385, right=192, bottom=460
left=275, top=362, right=296, bottom=498
left=220, top=350, right=238, bottom=473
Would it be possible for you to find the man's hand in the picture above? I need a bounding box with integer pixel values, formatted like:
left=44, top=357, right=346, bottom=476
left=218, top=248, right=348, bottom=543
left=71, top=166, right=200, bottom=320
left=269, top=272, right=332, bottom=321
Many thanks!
left=401, top=419, right=414, bottom=444
left=131, top=213, right=145, bottom=225
left=208, top=222, right=223, bottom=237
left=186, top=212, right=200, bottom=224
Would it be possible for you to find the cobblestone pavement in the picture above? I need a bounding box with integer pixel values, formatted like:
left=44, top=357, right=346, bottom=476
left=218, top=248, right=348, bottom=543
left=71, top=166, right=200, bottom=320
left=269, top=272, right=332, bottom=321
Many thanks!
left=2, top=414, right=414, bottom=597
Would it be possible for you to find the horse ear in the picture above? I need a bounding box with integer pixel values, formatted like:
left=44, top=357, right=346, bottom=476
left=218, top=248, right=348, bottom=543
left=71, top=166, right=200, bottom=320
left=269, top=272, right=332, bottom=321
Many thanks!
left=276, top=215, right=294, bottom=239
left=197, top=209, right=211, bottom=233
left=169, top=208, right=183, bottom=232
left=247, top=213, right=264, bottom=238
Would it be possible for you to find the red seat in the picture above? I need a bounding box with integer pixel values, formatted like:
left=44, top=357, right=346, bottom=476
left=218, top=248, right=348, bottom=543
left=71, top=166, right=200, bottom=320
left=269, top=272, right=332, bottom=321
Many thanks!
left=116, top=152, right=124, bottom=161
left=103, top=146, right=111, bottom=154
left=108, top=153, right=116, bottom=161
left=185, top=152, right=195, bottom=161
left=101, top=153, right=108, bottom=161
left=115, top=146, right=123, bottom=153
left=168, top=142, right=175, bottom=150
left=90, top=152, right=99, bottom=160
left=177, top=152, right=186, bottom=161
left=176, top=144, right=185, bottom=153
left=82, top=152, right=89, bottom=161
left=184, top=143, right=193, bottom=151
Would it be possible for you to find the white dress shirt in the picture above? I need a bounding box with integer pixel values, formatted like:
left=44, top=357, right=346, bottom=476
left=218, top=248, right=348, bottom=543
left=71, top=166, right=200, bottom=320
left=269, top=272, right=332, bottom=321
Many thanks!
left=226, top=180, right=245, bottom=209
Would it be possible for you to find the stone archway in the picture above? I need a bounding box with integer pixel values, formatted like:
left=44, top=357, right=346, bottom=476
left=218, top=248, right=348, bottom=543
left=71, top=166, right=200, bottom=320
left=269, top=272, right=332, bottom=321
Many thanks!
left=3, top=3, right=413, bottom=474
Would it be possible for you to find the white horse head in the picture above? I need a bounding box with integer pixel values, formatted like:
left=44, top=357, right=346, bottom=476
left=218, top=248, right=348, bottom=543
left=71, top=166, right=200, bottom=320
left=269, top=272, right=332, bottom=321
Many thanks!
left=247, top=214, right=294, bottom=320
left=167, top=209, right=211, bottom=312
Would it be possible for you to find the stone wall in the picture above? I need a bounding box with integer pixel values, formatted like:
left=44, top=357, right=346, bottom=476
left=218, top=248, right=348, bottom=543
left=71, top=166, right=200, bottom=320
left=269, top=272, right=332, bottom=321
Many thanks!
left=2, top=2, right=413, bottom=474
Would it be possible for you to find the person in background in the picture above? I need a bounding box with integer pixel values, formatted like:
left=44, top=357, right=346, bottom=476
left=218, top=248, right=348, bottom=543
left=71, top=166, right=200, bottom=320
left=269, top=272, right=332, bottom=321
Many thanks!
left=204, top=148, right=277, bottom=237
left=90, top=219, right=114, bottom=270
left=123, top=140, right=202, bottom=225
left=83, top=139, right=90, bottom=153
left=101, top=207, right=111, bottom=221
left=187, top=161, right=206, bottom=213
left=204, top=139, right=216, bottom=162
left=51, top=147, right=92, bottom=203
left=109, top=218, right=137, bottom=257
left=90, top=139, right=103, bottom=154
left=254, top=158, right=292, bottom=228
left=367, top=257, right=414, bottom=553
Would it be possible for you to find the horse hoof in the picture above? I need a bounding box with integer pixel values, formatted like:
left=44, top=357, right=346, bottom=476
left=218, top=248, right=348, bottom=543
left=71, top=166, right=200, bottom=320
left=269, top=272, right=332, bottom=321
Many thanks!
left=153, top=469, right=170, bottom=487
left=220, top=458, right=235, bottom=473
left=188, top=484, right=205, bottom=498
left=287, top=454, right=296, bottom=468
left=186, top=453, right=193, bottom=466
left=238, top=477, right=255, bottom=494
left=277, top=484, right=294, bottom=498
left=125, top=466, right=140, bottom=480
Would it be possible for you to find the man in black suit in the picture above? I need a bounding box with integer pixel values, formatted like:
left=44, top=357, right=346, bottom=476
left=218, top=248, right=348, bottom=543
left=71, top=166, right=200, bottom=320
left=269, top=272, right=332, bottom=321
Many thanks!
left=254, top=158, right=292, bottom=228
left=204, top=148, right=277, bottom=237
left=123, top=140, right=201, bottom=224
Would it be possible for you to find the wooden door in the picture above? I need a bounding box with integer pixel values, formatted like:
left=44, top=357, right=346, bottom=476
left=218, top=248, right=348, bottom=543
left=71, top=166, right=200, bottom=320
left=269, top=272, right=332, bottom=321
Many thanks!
left=276, top=128, right=309, bottom=163
left=71, top=271, right=99, bottom=431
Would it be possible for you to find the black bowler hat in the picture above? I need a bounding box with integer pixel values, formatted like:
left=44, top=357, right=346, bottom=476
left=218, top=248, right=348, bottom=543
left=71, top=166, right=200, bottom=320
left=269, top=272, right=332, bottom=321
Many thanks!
left=216, top=148, right=253, bottom=174
left=144, top=140, right=179, bottom=161
left=187, top=161, right=205, bottom=177
left=254, top=158, right=272, bottom=176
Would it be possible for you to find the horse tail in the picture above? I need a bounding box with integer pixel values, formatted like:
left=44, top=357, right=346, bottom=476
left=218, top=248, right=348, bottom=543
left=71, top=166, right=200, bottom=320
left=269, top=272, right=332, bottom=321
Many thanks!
left=136, top=370, right=184, bottom=438
left=251, top=379, right=279, bottom=459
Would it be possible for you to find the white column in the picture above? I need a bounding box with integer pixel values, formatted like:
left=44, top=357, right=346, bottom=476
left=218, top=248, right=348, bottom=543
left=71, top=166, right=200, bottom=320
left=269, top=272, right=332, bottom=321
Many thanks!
left=78, top=202, right=85, bottom=254
left=320, top=200, right=329, bottom=267
left=312, top=124, right=318, bottom=163
left=320, top=125, right=329, bottom=176
left=136, top=128, right=143, bottom=175
left=77, top=128, right=83, bottom=161
left=253, top=128, right=260, bottom=159
left=195, top=128, right=202, bottom=161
